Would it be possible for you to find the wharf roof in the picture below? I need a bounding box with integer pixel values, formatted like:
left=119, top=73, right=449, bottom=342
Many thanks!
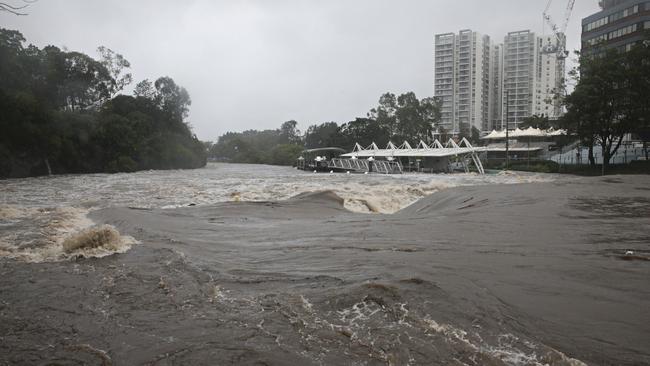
left=340, top=138, right=485, bottom=158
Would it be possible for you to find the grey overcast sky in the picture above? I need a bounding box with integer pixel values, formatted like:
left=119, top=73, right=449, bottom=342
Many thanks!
left=3, top=0, right=600, bottom=141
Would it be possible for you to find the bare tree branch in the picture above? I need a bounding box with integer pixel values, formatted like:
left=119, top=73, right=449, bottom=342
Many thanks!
left=0, top=0, right=37, bottom=15
left=0, top=2, right=28, bottom=9
left=0, top=7, right=27, bottom=15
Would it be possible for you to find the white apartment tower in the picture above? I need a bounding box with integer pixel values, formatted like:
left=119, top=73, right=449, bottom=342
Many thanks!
left=434, top=30, right=493, bottom=134
left=490, top=44, right=504, bottom=130
left=503, top=30, right=538, bottom=128
left=535, top=34, right=565, bottom=119
left=435, top=29, right=565, bottom=132
left=434, top=33, right=455, bottom=131
left=503, top=30, right=565, bottom=128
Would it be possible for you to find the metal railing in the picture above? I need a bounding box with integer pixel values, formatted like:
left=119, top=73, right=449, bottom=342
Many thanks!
left=329, top=158, right=403, bottom=174
left=550, top=145, right=647, bottom=165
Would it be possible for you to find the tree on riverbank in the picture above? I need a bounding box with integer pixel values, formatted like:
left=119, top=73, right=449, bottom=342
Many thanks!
left=0, top=28, right=206, bottom=178
left=368, top=92, right=440, bottom=143
left=300, top=92, right=440, bottom=151
left=208, top=92, right=441, bottom=165
left=208, top=125, right=303, bottom=165
left=560, top=40, right=650, bottom=173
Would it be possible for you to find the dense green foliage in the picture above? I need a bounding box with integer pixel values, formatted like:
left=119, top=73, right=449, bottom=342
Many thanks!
left=0, top=28, right=206, bottom=178
left=209, top=92, right=441, bottom=165
left=560, top=40, right=650, bottom=171
left=208, top=121, right=302, bottom=165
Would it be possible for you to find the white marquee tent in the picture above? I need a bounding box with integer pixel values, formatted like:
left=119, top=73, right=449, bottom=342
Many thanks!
left=481, top=127, right=567, bottom=140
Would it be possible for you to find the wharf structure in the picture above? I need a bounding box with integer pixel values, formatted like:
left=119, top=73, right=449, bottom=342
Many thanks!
left=297, top=139, right=487, bottom=175
left=481, top=127, right=567, bottom=164
left=338, top=138, right=486, bottom=174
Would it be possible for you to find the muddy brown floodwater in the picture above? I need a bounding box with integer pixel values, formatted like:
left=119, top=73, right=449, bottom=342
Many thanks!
left=0, top=165, right=649, bottom=365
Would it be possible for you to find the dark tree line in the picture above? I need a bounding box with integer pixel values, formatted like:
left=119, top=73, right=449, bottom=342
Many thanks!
left=208, top=92, right=442, bottom=165
left=301, top=92, right=443, bottom=150
left=0, top=28, right=206, bottom=178
left=208, top=121, right=304, bottom=166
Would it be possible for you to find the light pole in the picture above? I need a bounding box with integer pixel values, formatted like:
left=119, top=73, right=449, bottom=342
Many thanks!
left=505, top=91, right=510, bottom=170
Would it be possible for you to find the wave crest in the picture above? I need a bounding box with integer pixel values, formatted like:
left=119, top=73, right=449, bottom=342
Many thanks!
left=0, top=203, right=137, bottom=262
left=62, top=225, right=135, bottom=258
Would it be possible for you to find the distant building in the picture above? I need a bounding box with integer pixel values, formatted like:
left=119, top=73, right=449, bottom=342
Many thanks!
left=535, top=34, right=566, bottom=120
left=434, top=30, right=493, bottom=134
left=433, top=33, right=456, bottom=132
left=434, top=29, right=565, bottom=133
left=502, top=30, right=537, bottom=129
left=502, top=30, right=566, bottom=128
left=582, top=0, right=650, bottom=55
left=490, top=44, right=504, bottom=130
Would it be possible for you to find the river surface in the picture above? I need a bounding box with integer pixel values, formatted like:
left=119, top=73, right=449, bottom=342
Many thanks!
left=0, top=163, right=555, bottom=263
left=1, top=164, right=649, bottom=365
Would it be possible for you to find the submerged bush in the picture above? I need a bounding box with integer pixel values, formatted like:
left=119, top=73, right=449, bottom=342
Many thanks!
left=62, top=225, right=122, bottom=253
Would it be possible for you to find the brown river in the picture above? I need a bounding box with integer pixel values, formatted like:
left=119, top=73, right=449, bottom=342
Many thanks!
left=1, top=163, right=648, bottom=365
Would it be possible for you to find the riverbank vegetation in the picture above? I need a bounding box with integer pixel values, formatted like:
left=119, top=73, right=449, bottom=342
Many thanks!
left=0, top=29, right=206, bottom=178
left=209, top=92, right=446, bottom=165
left=559, top=40, right=650, bottom=173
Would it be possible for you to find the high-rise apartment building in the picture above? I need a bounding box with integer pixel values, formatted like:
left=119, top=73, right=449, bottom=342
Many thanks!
left=434, top=33, right=456, bottom=132
left=503, top=30, right=537, bottom=128
left=434, top=29, right=566, bottom=133
left=535, top=34, right=566, bottom=119
left=582, top=0, right=650, bottom=55
left=490, top=44, right=504, bottom=130
left=434, top=30, right=493, bottom=134
left=503, top=31, right=566, bottom=127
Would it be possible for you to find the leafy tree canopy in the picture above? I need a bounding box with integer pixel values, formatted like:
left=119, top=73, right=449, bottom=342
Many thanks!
left=560, top=41, right=650, bottom=170
left=208, top=91, right=442, bottom=166
left=0, top=28, right=206, bottom=178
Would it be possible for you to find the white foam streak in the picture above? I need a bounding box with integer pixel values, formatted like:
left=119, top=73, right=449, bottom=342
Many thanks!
left=0, top=163, right=562, bottom=261
left=423, top=317, right=587, bottom=366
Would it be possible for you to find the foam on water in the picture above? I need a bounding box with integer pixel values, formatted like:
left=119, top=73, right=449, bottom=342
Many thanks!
left=0, top=163, right=561, bottom=262
left=0, top=204, right=136, bottom=262
left=0, top=204, right=35, bottom=220
left=422, top=317, right=586, bottom=366
left=61, top=225, right=136, bottom=257
left=224, top=283, right=589, bottom=366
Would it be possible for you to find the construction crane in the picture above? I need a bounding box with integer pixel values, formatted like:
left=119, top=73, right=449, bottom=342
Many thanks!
left=543, top=0, right=575, bottom=59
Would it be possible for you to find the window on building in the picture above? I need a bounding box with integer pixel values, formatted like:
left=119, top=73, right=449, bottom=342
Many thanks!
left=607, top=23, right=638, bottom=40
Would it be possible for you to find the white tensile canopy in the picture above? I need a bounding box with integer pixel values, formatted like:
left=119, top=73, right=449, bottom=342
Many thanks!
left=339, top=137, right=486, bottom=174
left=482, top=130, right=506, bottom=140
left=481, top=127, right=567, bottom=139
left=546, top=128, right=567, bottom=136
left=513, top=127, right=546, bottom=137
